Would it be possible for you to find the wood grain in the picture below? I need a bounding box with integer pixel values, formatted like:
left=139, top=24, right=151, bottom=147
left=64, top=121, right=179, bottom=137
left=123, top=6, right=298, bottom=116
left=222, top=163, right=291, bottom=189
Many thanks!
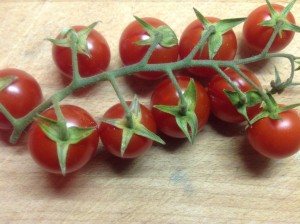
left=0, top=1, right=300, bottom=223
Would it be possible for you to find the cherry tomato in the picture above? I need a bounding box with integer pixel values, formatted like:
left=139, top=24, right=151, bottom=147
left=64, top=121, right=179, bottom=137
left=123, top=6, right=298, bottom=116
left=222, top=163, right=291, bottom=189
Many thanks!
left=99, top=102, right=157, bottom=158
left=0, top=68, right=43, bottom=130
left=179, top=17, right=237, bottom=78
left=207, top=68, right=262, bottom=123
left=28, top=105, right=99, bottom=175
left=151, top=75, right=210, bottom=138
left=52, top=25, right=111, bottom=79
left=243, top=4, right=296, bottom=53
left=247, top=107, right=300, bottom=159
left=119, top=17, right=179, bottom=80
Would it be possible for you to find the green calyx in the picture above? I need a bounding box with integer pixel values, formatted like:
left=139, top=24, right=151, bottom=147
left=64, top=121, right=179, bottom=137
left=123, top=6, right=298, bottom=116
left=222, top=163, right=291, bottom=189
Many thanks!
left=47, top=21, right=99, bottom=57
left=259, top=0, right=300, bottom=37
left=249, top=92, right=300, bottom=125
left=100, top=96, right=165, bottom=157
left=269, top=66, right=296, bottom=94
left=154, top=79, right=198, bottom=143
left=193, top=8, right=246, bottom=59
left=0, top=76, right=17, bottom=92
left=36, top=107, right=96, bottom=176
left=225, top=90, right=263, bottom=123
left=133, top=16, right=178, bottom=48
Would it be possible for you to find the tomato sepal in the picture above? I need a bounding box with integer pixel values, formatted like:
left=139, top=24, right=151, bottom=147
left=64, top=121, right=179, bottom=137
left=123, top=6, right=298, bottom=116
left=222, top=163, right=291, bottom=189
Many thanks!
left=133, top=16, right=178, bottom=47
left=259, top=0, right=300, bottom=36
left=47, top=21, right=99, bottom=57
left=154, top=79, right=199, bottom=143
left=100, top=97, right=165, bottom=157
left=224, top=89, right=263, bottom=123
left=35, top=114, right=96, bottom=176
left=0, top=76, right=17, bottom=92
left=193, top=8, right=246, bottom=59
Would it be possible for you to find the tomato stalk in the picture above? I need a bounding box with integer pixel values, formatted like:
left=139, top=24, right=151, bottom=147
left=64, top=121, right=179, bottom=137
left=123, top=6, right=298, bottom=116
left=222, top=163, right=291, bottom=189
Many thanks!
left=52, top=99, right=69, bottom=141
left=1, top=2, right=300, bottom=144
left=68, top=30, right=82, bottom=85
left=182, top=25, right=216, bottom=63
left=106, top=75, right=134, bottom=128
left=261, top=21, right=284, bottom=55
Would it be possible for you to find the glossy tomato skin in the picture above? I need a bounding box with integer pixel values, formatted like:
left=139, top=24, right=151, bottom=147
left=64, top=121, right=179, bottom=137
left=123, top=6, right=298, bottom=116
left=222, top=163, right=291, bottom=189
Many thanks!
left=0, top=68, right=43, bottom=130
left=207, top=68, right=262, bottom=123
left=28, top=105, right=99, bottom=175
left=247, top=108, right=300, bottom=159
left=99, top=102, right=157, bottom=158
left=119, top=17, right=179, bottom=80
left=151, top=75, right=210, bottom=138
left=179, top=17, right=237, bottom=78
left=243, top=4, right=295, bottom=53
left=52, top=26, right=111, bottom=78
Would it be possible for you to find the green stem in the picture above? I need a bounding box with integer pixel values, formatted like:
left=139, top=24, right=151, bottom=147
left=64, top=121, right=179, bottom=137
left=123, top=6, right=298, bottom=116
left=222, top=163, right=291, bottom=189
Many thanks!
left=261, top=21, right=284, bottom=55
left=1, top=15, right=297, bottom=144
left=52, top=98, right=69, bottom=141
left=0, top=103, right=17, bottom=127
left=166, top=69, right=187, bottom=115
left=212, top=66, right=247, bottom=103
left=139, top=33, right=162, bottom=66
left=107, top=75, right=133, bottom=128
left=183, top=25, right=215, bottom=62
left=69, top=31, right=81, bottom=84
left=232, top=66, right=277, bottom=112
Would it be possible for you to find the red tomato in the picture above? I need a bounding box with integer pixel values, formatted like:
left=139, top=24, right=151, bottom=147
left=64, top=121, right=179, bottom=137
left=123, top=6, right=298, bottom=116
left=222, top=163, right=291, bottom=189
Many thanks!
left=151, top=75, right=210, bottom=138
left=0, top=68, right=43, bottom=129
left=52, top=25, right=110, bottom=78
left=247, top=107, right=300, bottom=159
left=243, top=4, right=296, bottom=53
left=99, top=102, right=157, bottom=158
left=28, top=105, right=99, bottom=175
left=207, top=68, right=262, bottom=123
left=179, top=17, right=237, bottom=78
left=119, top=17, right=179, bottom=80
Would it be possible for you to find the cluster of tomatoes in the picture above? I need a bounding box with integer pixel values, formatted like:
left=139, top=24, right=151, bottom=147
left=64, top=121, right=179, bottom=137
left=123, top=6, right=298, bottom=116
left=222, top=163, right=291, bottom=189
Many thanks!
left=1, top=1, right=300, bottom=176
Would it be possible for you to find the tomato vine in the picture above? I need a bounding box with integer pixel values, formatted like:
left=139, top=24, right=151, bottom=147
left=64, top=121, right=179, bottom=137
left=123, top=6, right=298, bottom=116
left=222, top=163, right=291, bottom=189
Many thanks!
left=0, top=0, right=300, bottom=173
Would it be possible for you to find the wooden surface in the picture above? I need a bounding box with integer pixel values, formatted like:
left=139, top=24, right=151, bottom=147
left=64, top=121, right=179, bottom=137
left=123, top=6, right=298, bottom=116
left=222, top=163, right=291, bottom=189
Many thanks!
left=0, top=0, right=300, bottom=223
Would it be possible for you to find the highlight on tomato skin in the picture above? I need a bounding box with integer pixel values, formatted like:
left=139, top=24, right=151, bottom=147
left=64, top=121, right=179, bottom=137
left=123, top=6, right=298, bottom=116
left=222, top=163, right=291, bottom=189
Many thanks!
left=27, top=105, right=99, bottom=175
left=0, top=68, right=43, bottom=130
left=98, top=102, right=157, bottom=159
left=119, top=17, right=179, bottom=80
left=151, top=75, right=210, bottom=139
left=246, top=107, right=300, bottom=159
left=207, top=68, right=262, bottom=124
left=243, top=3, right=296, bottom=53
left=52, top=25, right=111, bottom=79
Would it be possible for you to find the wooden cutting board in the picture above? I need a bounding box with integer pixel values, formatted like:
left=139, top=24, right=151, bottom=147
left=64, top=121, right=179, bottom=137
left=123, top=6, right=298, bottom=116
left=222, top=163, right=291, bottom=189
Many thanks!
left=0, top=1, right=300, bottom=223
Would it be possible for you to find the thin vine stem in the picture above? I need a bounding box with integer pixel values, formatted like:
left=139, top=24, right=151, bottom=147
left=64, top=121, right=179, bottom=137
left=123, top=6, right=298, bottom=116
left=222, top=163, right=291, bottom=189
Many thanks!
left=165, top=69, right=188, bottom=114
left=107, top=75, right=134, bottom=128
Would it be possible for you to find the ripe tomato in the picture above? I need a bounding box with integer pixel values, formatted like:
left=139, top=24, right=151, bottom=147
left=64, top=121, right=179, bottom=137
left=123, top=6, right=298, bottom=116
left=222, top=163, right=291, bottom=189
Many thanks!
left=0, top=68, right=43, bottom=129
left=119, top=17, right=179, bottom=80
left=247, top=107, right=300, bottom=159
left=243, top=4, right=296, bottom=53
left=151, top=75, right=210, bottom=138
left=52, top=25, right=110, bottom=79
left=207, top=68, right=262, bottom=123
left=28, top=105, right=99, bottom=175
left=179, top=17, right=237, bottom=78
left=99, top=102, right=157, bottom=158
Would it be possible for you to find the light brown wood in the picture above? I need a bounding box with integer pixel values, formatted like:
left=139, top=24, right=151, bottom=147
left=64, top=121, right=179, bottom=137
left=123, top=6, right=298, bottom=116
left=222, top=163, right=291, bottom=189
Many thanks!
left=0, top=1, right=300, bottom=223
